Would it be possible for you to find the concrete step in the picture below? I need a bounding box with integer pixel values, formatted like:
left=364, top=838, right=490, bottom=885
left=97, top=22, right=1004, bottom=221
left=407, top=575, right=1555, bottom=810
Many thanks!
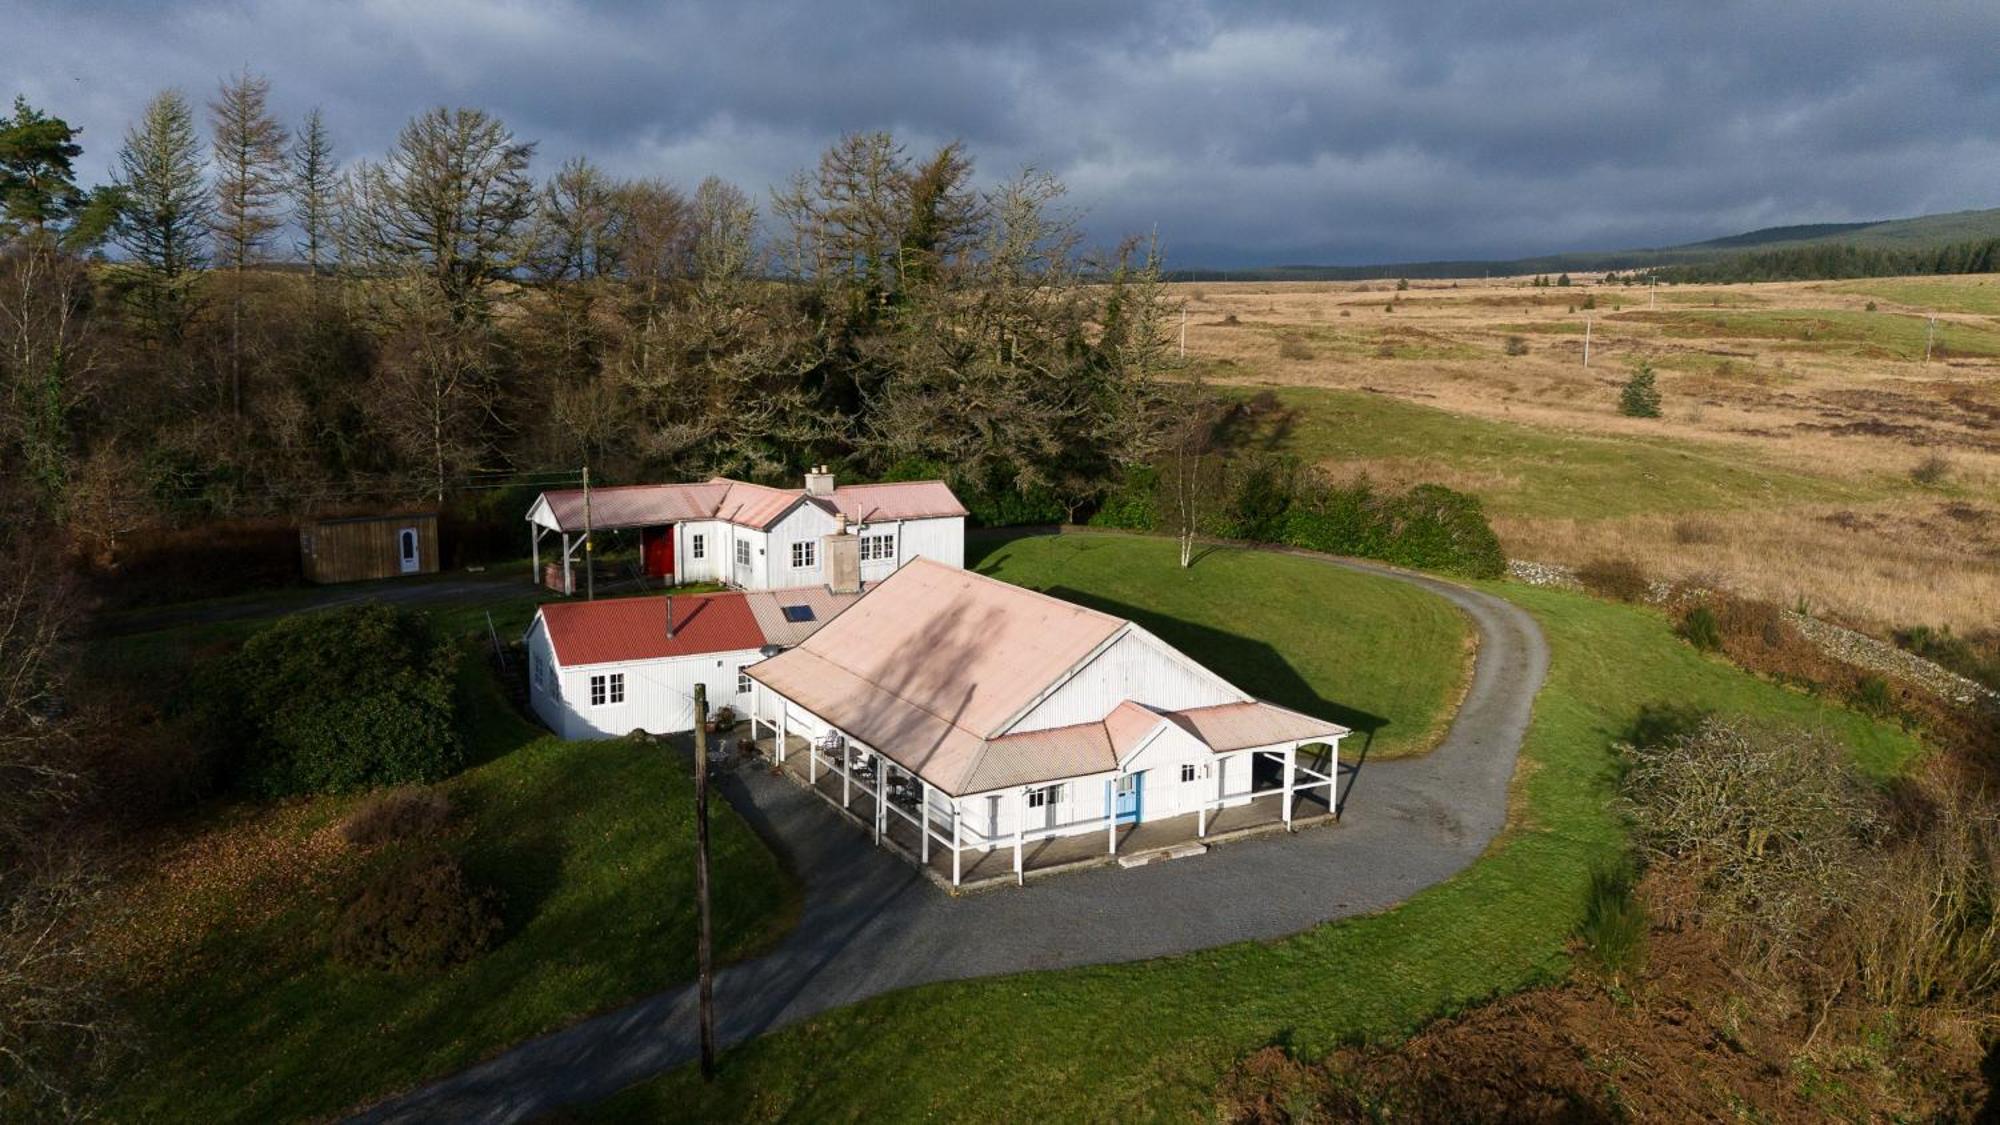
left=1116, top=841, right=1208, bottom=868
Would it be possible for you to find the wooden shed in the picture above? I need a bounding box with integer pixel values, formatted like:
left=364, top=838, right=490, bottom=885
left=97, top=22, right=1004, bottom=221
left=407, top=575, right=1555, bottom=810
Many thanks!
left=299, top=513, right=440, bottom=584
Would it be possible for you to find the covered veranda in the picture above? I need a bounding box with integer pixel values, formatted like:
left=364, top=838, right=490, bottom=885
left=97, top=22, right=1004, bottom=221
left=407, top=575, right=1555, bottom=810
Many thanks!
left=745, top=684, right=1342, bottom=892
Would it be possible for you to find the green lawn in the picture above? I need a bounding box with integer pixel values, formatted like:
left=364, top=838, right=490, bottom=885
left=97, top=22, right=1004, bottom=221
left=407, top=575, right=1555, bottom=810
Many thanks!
left=971, top=531, right=1469, bottom=759
left=590, top=545, right=1921, bottom=1122
left=1219, top=384, right=1887, bottom=520
left=1622, top=306, right=2000, bottom=358
left=105, top=650, right=800, bottom=1123
left=1825, top=274, right=2000, bottom=317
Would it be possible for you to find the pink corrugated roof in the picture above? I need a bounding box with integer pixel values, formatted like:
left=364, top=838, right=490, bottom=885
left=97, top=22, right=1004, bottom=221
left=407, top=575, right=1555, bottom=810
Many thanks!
left=750, top=558, right=1125, bottom=794
left=532, top=477, right=964, bottom=532
left=1168, top=701, right=1348, bottom=751
left=819, top=480, right=969, bottom=523
left=749, top=559, right=1347, bottom=795
left=970, top=724, right=1116, bottom=791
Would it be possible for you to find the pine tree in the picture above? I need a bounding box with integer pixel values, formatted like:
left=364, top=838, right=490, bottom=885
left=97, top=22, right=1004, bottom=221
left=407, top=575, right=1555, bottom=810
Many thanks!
left=115, top=88, right=211, bottom=344
left=1619, top=361, right=1662, bottom=418
left=288, top=107, right=338, bottom=280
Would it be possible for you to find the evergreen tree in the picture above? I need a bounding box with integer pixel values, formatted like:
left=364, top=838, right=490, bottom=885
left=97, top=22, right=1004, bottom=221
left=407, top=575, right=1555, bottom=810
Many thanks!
left=1619, top=361, right=1662, bottom=418
left=287, top=107, right=339, bottom=281
left=115, top=89, right=211, bottom=343
left=0, top=96, right=84, bottom=237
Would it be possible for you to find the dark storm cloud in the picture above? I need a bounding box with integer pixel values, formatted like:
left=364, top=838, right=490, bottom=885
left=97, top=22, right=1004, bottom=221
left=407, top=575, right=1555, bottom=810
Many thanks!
left=6, top=0, right=1997, bottom=266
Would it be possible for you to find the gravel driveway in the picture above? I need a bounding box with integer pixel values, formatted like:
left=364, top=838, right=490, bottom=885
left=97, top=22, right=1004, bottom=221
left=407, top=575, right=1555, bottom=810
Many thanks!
left=352, top=555, right=1549, bottom=1123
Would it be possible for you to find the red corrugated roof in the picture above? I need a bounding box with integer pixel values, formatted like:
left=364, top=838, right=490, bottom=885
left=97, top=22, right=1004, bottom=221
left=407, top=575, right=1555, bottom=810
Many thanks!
left=539, top=591, right=768, bottom=667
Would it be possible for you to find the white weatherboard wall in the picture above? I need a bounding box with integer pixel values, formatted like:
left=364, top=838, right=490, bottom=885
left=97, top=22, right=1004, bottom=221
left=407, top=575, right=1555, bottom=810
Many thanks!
left=526, top=619, right=763, bottom=740
left=897, top=516, right=964, bottom=570
left=1009, top=627, right=1244, bottom=735
left=767, top=502, right=837, bottom=589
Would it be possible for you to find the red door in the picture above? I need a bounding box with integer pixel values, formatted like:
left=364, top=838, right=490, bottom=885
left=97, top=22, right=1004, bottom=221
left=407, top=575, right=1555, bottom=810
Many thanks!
left=641, top=525, right=675, bottom=578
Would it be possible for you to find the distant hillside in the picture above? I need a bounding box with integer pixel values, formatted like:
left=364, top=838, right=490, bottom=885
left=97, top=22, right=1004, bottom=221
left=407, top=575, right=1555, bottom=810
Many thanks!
left=1174, top=207, right=2000, bottom=281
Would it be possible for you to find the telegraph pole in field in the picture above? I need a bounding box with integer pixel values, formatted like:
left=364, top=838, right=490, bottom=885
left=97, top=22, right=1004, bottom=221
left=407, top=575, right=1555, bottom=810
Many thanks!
left=1179, top=308, right=1187, bottom=359
left=1584, top=316, right=1593, bottom=368
left=692, top=683, right=717, bottom=1081
left=1925, top=314, right=1938, bottom=362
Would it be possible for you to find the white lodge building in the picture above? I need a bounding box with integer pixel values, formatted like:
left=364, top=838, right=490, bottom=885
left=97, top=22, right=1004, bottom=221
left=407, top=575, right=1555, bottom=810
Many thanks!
left=525, top=469, right=966, bottom=594
left=748, top=558, right=1349, bottom=886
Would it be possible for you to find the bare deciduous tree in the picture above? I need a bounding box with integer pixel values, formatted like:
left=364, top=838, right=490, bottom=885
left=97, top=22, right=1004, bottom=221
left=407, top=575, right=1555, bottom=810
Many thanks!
left=343, top=107, right=536, bottom=323
left=209, top=70, right=288, bottom=415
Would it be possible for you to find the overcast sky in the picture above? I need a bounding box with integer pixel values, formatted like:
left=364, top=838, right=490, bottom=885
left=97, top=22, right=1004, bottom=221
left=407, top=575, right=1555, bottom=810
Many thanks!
left=6, top=1, right=1998, bottom=267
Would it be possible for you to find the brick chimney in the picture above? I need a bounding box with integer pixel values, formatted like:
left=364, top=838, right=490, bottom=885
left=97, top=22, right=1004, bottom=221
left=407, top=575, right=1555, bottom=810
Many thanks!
left=804, top=465, right=836, bottom=497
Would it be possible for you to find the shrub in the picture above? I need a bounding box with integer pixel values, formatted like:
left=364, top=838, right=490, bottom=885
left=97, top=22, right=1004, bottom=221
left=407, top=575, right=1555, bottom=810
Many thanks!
left=1088, top=467, right=1158, bottom=530
left=1502, top=334, right=1528, bottom=356
left=1680, top=605, right=1722, bottom=652
left=1848, top=673, right=1896, bottom=719
left=1395, top=277, right=1410, bottom=291
left=1865, top=299, right=1878, bottom=312
left=1580, top=293, right=1596, bottom=310
left=1618, top=362, right=1663, bottom=418
left=1620, top=716, right=1880, bottom=969
left=1275, top=335, right=1313, bottom=361
left=333, top=849, right=502, bottom=975
left=1910, top=453, right=1951, bottom=486
left=1220, top=313, right=1240, bottom=326
left=193, top=604, right=464, bottom=797
left=341, top=787, right=454, bottom=847
left=1575, top=557, right=1650, bottom=603
left=1278, top=480, right=1505, bottom=579
left=1577, top=864, right=1648, bottom=983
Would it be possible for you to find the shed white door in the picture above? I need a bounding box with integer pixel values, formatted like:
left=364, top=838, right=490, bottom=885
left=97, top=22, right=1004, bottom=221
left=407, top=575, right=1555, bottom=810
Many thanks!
left=398, top=527, right=421, bottom=574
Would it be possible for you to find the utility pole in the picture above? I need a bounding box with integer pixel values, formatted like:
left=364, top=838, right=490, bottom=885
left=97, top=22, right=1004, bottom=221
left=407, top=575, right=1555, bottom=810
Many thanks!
left=1178, top=308, right=1187, bottom=359
left=693, top=683, right=717, bottom=1081
left=1925, top=314, right=1937, bottom=362
left=1584, top=316, right=1593, bottom=368
left=1650, top=275, right=1656, bottom=309
left=582, top=465, right=595, bottom=602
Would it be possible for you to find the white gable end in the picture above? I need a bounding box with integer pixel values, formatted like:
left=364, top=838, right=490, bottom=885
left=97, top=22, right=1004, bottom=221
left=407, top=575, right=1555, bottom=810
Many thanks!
left=1006, top=626, right=1247, bottom=736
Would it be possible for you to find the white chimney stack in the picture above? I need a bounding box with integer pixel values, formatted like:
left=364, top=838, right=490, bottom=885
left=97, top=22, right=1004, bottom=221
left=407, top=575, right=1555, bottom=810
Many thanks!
left=805, top=465, right=836, bottom=497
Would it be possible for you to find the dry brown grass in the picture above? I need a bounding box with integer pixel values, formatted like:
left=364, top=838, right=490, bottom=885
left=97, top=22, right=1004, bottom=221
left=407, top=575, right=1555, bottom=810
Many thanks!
left=1174, top=276, right=2000, bottom=634
left=1497, top=500, right=2000, bottom=633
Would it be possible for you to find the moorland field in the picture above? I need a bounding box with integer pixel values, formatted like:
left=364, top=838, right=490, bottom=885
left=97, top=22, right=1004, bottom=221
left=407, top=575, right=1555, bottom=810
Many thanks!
left=1177, top=273, right=2000, bottom=635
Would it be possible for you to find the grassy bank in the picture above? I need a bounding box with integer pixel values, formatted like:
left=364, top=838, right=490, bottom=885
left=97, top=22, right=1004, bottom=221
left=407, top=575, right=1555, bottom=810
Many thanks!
left=590, top=540, right=1920, bottom=1121
left=103, top=653, right=799, bottom=1122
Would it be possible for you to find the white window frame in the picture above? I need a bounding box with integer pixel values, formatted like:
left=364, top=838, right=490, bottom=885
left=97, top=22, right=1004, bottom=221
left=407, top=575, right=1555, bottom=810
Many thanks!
left=590, top=672, right=625, bottom=707
left=1026, top=783, right=1062, bottom=809
left=791, top=540, right=816, bottom=569
left=735, top=539, right=751, bottom=567
left=691, top=533, right=706, bottom=560
left=1180, top=763, right=1197, bottom=783
left=737, top=665, right=752, bottom=694
left=860, top=533, right=894, bottom=562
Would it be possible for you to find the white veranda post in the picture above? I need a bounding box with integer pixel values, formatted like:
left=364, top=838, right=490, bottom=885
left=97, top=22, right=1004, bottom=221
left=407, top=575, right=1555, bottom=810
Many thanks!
left=1014, top=787, right=1027, bottom=886
left=951, top=797, right=963, bottom=887
left=1283, top=743, right=1297, bottom=830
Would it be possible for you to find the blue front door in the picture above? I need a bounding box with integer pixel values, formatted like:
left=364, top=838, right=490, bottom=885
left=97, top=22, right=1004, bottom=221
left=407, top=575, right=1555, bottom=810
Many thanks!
left=1114, top=772, right=1143, bottom=823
